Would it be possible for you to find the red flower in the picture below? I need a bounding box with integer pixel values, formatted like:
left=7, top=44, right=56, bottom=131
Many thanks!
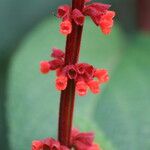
left=87, top=80, right=100, bottom=94
left=56, top=68, right=63, bottom=77
left=56, top=75, right=68, bottom=90
left=32, top=140, right=43, bottom=150
left=83, top=3, right=111, bottom=25
left=89, top=143, right=101, bottom=150
left=49, top=59, right=64, bottom=70
left=71, top=128, right=94, bottom=150
left=32, top=138, right=69, bottom=150
left=99, top=10, right=115, bottom=35
left=76, top=80, right=88, bottom=96
left=94, top=69, right=109, bottom=83
left=72, top=9, right=85, bottom=26
left=60, top=20, right=72, bottom=35
left=40, top=61, right=50, bottom=74
left=84, top=64, right=95, bottom=81
left=51, top=48, right=65, bottom=60
left=76, top=63, right=89, bottom=75
left=65, top=65, right=77, bottom=79
left=57, top=5, right=70, bottom=18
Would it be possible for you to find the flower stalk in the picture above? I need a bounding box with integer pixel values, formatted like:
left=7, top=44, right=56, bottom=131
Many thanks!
left=58, top=0, right=85, bottom=146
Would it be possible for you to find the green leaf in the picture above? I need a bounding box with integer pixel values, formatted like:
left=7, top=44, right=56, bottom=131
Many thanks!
left=7, top=17, right=124, bottom=150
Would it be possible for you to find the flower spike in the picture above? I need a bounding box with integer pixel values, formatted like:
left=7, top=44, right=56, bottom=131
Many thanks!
left=36, top=0, right=116, bottom=149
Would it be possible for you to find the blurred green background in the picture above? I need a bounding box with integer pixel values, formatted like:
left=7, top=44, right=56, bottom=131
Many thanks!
left=0, top=0, right=150, bottom=150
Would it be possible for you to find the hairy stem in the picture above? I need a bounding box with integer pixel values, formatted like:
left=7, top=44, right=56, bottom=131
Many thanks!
left=58, top=0, right=85, bottom=147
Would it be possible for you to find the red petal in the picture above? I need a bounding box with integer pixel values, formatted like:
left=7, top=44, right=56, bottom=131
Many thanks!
left=51, top=48, right=65, bottom=59
left=40, top=61, right=50, bottom=74
left=56, top=75, right=68, bottom=91
left=32, top=140, right=43, bottom=150
left=65, top=65, right=77, bottom=79
left=57, top=5, right=70, bottom=18
left=60, top=20, right=72, bottom=35
left=83, top=3, right=111, bottom=25
left=72, top=9, right=85, bottom=26
left=49, top=59, right=64, bottom=70
left=87, top=80, right=100, bottom=94
left=94, top=69, right=109, bottom=83
left=75, top=132, right=94, bottom=146
left=89, top=143, right=101, bottom=150
left=76, top=80, right=88, bottom=96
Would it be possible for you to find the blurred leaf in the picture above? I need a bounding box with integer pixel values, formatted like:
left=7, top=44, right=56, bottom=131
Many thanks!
left=94, top=34, right=150, bottom=150
left=7, top=17, right=124, bottom=150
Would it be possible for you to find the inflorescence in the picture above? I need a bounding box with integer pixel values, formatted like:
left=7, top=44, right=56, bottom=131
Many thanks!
left=58, top=0, right=115, bottom=35
left=33, top=0, right=115, bottom=149
left=32, top=128, right=100, bottom=150
left=40, top=48, right=109, bottom=96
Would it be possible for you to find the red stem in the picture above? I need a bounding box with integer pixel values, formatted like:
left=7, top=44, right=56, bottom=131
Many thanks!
left=58, top=0, right=85, bottom=147
left=137, top=0, right=150, bottom=31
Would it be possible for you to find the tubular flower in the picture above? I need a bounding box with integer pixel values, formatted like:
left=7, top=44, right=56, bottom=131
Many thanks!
left=57, top=5, right=70, bottom=18
left=51, top=48, right=65, bottom=60
left=94, top=69, right=109, bottom=83
left=60, top=20, right=72, bottom=35
left=99, top=10, right=116, bottom=35
left=40, top=61, right=50, bottom=74
left=72, top=9, right=85, bottom=26
left=71, top=128, right=94, bottom=150
left=76, top=80, right=88, bottom=96
left=32, top=140, right=43, bottom=150
left=56, top=75, right=68, bottom=91
left=32, top=138, right=69, bottom=150
left=65, top=65, right=78, bottom=79
left=89, top=143, right=101, bottom=150
left=88, top=80, right=100, bottom=94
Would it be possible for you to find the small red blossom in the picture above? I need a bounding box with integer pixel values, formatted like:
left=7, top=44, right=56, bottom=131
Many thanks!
left=71, top=128, right=94, bottom=150
left=84, top=64, right=95, bottom=81
left=85, top=0, right=91, bottom=3
left=51, top=48, right=65, bottom=60
left=49, top=59, right=64, bottom=70
left=65, top=65, right=77, bottom=79
left=76, top=80, right=88, bottom=96
left=57, top=5, right=70, bottom=18
left=32, top=140, right=43, bottom=150
left=32, top=138, right=69, bottom=150
left=88, top=80, right=100, bottom=94
left=72, top=9, right=85, bottom=26
left=56, top=68, right=63, bottom=77
left=60, top=20, right=72, bottom=35
left=89, top=143, right=101, bottom=150
left=56, top=75, right=68, bottom=90
left=99, top=10, right=115, bottom=35
left=94, top=69, right=109, bottom=83
left=83, top=3, right=111, bottom=25
left=40, top=61, right=50, bottom=74
left=76, top=63, right=89, bottom=75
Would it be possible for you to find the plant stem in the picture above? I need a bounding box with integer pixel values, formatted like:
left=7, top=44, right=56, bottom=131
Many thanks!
left=137, top=0, right=150, bottom=31
left=58, top=0, right=85, bottom=147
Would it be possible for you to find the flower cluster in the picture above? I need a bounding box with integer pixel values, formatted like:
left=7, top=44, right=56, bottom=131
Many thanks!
left=57, top=0, right=115, bottom=35
left=40, top=48, right=109, bottom=96
left=32, top=128, right=101, bottom=150
left=32, top=138, right=68, bottom=150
